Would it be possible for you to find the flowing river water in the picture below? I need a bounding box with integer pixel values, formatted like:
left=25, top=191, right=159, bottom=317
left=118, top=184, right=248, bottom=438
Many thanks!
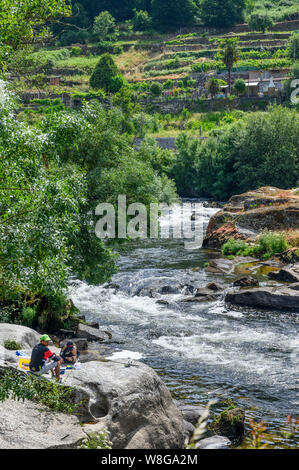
left=70, top=202, right=298, bottom=448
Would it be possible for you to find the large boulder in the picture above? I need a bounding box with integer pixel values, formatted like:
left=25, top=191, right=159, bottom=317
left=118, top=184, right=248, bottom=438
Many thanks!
left=64, top=360, right=184, bottom=449
left=203, top=187, right=299, bottom=249
left=0, top=323, right=40, bottom=350
left=76, top=323, right=111, bottom=342
left=0, top=399, right=86, bottom=449
left=225, top=287, right=299, bottom=311
left=268, top=267, right=299, bottom=283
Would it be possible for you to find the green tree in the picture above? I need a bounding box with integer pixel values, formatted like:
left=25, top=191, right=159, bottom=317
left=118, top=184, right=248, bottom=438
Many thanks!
left=0, top=0, right=71, bottom=69
left=216, top=38, right=240, bottom=94
left=248, top=13, right=274, bottom=33
left=151, top=0, right=198, bottom=31
left=233, top=78, right=246, bottom=96
left=150, top=82, right=163, bottom=97
left=207, top=77, right=221, bottom=98
left=93, top=11, right=119, bottom=42
left=132, top=9, right=153, bottom=31
left=89, top=53, right=120, bottom=92
left=199, top=0, right=245, bottom=27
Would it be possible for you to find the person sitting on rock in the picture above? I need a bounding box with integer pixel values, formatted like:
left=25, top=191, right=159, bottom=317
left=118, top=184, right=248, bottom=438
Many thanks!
left=29, top=334, right=62, bottom=381
left=60, top=340, right=79, bottom=365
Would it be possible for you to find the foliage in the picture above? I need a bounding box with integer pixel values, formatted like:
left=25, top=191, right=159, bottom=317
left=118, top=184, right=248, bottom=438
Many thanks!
left=151, top=0, right=198, bottom=31
left=199, top=0, right=246, bottom=27
left=171, top=106, right=299, bottom=200
left=79, top=431, right=112, bottom=449
left=89, top=53, right=120, bottom=92
left=207, top=77, right=224, bottom=98
left=92, top=11, right=119, bottom=43
left=216, top=38, right=240, bottom=93
left=286, top=31, right=299, bottom=61
left=0, top=0, right=71, bottom=70
left=248, top=12, right=274, bottom=32
left=132, top=9, right=153, bottom=31
left=221, top=232, right=289, bottom=260
left=71, top=46, right=82, bottom=57
left=3, top=339, right=22, bottom=350
left=233, top=78, right=246, bottom=96
left=150, top=82, right=163, bottom=97
left=248, top=419, right=269, bottom=449
left=0, top=368, right=77, bottom=414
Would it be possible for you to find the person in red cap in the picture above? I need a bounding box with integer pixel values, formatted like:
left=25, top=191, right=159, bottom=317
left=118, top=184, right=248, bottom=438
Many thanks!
left=29, top=334, right=62, bottom=381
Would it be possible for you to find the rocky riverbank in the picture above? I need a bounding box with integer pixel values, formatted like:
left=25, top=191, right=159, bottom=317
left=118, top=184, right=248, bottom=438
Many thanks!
left=0, top=323, right=239, bottom=450
left=203, top=186, right=299, bottom=250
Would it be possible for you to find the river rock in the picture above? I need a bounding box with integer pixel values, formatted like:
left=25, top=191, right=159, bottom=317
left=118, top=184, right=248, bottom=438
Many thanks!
left=213, top=408, right=245, bottom=439
left=0, top=399, right=86, bottom=449
left=183, top=420, right=195, bottom=442
left=206, top=282, right=223, bottom=291
left=203, top=187, right=299, bottom=249
left=195, top=288, right=221, bottom=298
left=76, top=323, right=111, bottom=342
left=177, top=405, right=206, bottom=426
left=225, top=287, right=299, bottom=311
left=268, top=267, right=299, bottom=283
left=233, top=276, right=259, bottom=288
left=0, top=323, right=40, bottom=350
left=289, top=282, right=299, bottom=291
left=64, top=360, right=184, bottom=449
left=197, top=435, right=231, bottom=449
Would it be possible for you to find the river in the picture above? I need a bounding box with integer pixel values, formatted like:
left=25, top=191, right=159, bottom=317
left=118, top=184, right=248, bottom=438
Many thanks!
left=70, top=201, right=298, bottom=448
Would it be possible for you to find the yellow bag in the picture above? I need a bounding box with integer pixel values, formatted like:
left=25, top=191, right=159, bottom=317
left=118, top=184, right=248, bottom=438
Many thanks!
left=18, top=357, right=30, bottom=371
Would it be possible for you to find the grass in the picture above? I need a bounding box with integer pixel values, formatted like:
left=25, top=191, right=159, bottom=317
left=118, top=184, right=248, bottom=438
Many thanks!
left=3, top=339, right=22, bottom=350
left=222, top=231, right=289, bottom=260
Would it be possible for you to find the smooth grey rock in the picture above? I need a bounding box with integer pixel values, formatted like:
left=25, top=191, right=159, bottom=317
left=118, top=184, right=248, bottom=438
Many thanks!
left=289, top=282, right=299, bottom=291
left=0, top=399, right=86, bottom=449
left=197, top=435, right=231, bottom=449
left=0, top=323, right=40, bottom=350
left=225, top=287, right=299, bottom=311
left=183, top=420, right=195, bottom=442
left=76, top=323, right=111, bottom=342
left=177, top=405, right=206, bottom=426
left=64, top=360, right=184, bottom=450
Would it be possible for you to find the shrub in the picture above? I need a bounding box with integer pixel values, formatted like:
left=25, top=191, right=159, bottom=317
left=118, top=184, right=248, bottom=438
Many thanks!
left=163, top=79, right=173, bottom=89
left=233, top=78, right=246, bottom=96
left=248, top=13, right=274, bottom=32
left=71, top=46, right=82, bottom=57
left=150, top=82, right=163, bottom=96
left=21, top=307, right=37, bottom=327
left=3, top=339, right=22, bottom=350
left=222, top=239, right=250, bottom=257
left=0, top=368, right=77, bottom=414
left=109, top=74, right=127, bottom=93
left=79, top=431, right=112, bottom=449
left=132, top=9, right=152, bottom=31
left=254, top=231, right=289, bottom=259
left=93, top=11, right=118, bottom=43
left=89, top=53, right=120, bottom=92
left=58, top=30, right=90, bottom=46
